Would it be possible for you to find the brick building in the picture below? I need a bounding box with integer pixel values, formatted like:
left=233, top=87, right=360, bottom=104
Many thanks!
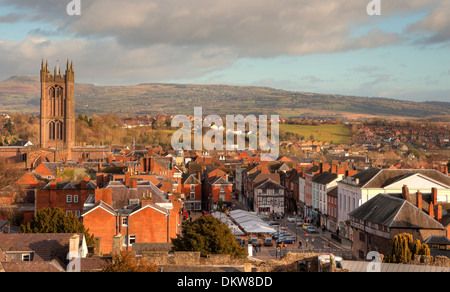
left=81, top=180, right=182, bottom=255
left=36, top=179, right=106, bottom=218
left=181, top=173, right=202, bottom=212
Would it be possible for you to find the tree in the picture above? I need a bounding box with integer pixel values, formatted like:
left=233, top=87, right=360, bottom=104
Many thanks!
left=385, top=233, right=431, bottom=263
left=21, top=207, right=95, bottom=246
left=102, top=250, right=158, bottom=272
left=171, top=216, right=247, bottom=259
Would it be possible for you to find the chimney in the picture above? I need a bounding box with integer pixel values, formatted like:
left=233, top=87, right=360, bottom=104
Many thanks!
left=416, top=191, right=422, bottom=211
left=130, top=177, right=138, bottom=189
left=141, top=192, right=152, bottom=207
left=261, top=161, right=269, bottom=174
left=431, top=188, right=437, bottom=205
left=435, top=204, right=442, bottom=223
left=98, top=162, right=102, bottom=173
left=429, top=202, right=434, bottom=219
left=125, top=172, right=131, bottom=186
left=402, top=185, right=410, bottom=201
left=112, top=233, right=124, bottom=256
left=68, top=234, right=80, bottom=260
left=319, top=163, right=323, bottom=174
left=50, top=181, right=57, bottom=190
left=94, top=237, right=102, bottom=257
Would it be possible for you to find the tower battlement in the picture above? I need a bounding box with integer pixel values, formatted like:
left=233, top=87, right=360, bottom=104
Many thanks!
left=40, top=59, right=74, bottom=83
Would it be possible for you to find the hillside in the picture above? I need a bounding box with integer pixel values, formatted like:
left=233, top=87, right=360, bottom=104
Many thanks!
left=1, top=75, right=449, bottom=119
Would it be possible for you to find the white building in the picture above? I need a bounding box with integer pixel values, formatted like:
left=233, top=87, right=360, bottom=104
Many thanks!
left=337, top=168, right=450, bottom=238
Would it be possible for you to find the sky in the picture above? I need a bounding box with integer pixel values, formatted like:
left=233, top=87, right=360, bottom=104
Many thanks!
left=0, top=0, right=449, bottom=102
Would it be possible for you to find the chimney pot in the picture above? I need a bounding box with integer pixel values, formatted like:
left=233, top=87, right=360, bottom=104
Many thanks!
left=435, top=204, right=442, bottom=223
left=416, top=191, right=422, bottom=211
left=402, top=185, right=410, bottom=201
left=431, top=188, right=438, bottom=205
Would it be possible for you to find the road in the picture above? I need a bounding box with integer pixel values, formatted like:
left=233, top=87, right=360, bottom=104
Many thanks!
left=261, top=217, right=353, bottom=259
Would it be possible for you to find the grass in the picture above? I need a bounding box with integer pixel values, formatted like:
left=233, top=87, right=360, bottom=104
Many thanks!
left=280, top=124, right=351, bottom=144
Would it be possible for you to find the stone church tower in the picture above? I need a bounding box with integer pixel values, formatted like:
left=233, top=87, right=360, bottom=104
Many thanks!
left=39, top=59, right=75, bottom=152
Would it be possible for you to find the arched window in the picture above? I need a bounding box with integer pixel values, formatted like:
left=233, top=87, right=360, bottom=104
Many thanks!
left=55, top=121, right=63, bottom=140
left=49, top=121, right=55, bottom=140
left=49, top=85, right=64, bottom=116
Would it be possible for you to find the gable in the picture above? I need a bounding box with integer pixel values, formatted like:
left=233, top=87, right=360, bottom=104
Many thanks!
left=34, top=163, right=53, bottom=177
left=130, top=204, right=168, bottom=217
left=385, top=173, right=450, bottom=190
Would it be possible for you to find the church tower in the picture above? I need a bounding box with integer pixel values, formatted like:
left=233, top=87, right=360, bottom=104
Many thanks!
left=39, top=59, right=75, bottom=151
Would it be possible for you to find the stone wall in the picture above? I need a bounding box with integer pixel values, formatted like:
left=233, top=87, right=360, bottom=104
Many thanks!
left=141, top=251, right=245, bottom=267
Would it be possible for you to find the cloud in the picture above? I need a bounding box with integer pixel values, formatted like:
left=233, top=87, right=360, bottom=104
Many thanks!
left=0, top=36, right=238, bottom=85
left=0, top=0, right=448, bottom=91
left=0, top=0, right=406, bottom=56
left=0, top=12, right=22, bottom=23
left=406, top=1, right=450, bottom=45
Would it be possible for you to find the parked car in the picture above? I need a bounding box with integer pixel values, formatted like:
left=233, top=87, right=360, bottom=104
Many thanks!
left=264, top=237, right=273, bottom=246
left=296, top=219, right=302, bottom=226
left=271, top=231, right=287, bottom=239
left=276, top=236, right=296, bottom=244
left=287, top=216, right=296, bottom=223
left=249, top=237, right=262, bottom=247
left=306, top=226, right=318, bottom=233
left=275, top=213, right=283, bottom=219
left=302, top=223, right=310, bottom=230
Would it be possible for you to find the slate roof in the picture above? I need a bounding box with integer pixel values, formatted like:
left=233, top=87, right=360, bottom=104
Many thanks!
left=105, top=180, right=170, bottom=210
left=348, top=194, right=444, bottom=230
left=312, top=172, right=338, bottom=185
left=254, top=178, right=285, bottom=190
left=0, top=233, right=84, bottom=262
left=0, top=260, right=66, bottom=272
left=346, top=168, right=450, bottom=188
left=41, top=180, right=97, bottom=190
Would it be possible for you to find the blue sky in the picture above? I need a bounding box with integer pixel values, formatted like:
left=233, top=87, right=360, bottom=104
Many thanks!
left=0, top=0, right=449, bottom=102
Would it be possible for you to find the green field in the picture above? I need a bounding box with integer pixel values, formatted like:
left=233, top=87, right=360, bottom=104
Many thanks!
left=280, top=124, right=351, bottom=145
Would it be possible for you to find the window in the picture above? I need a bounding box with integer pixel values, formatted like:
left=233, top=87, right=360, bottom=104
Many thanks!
left=22, top=253, right=32, bottom=262
left=74, top=195, right=79, bottom=203
left=66, top=195, right=72, bottom=203
left=359, top=232, right=366, bottom=242
left=122, top=217, right=128, bottom=226
left=75, top=210, right=80, bottom=218
left=190, top=192, right=195, bottom=200
left=190, top=184, right=195, bottom=191
left=128, top=235, right=136, bottom=246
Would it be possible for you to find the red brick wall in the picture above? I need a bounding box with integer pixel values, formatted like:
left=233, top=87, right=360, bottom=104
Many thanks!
left=210, top=185, right=232, bottom=203
left=36, top=188, right=93, bottom=216
left=83, top=199, right=182, bottom=255
left=128, top=207, right=170, bottom=243
left=82, top=207, right=117, bottom=255
left=181, top=184, right=202, bottom=200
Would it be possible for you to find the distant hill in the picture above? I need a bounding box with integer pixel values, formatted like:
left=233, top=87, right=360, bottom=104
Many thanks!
left=1, top=75, right=449, bottom=119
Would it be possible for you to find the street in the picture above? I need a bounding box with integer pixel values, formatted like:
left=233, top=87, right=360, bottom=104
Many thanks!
left=247, top=215, right=354, bottom=260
